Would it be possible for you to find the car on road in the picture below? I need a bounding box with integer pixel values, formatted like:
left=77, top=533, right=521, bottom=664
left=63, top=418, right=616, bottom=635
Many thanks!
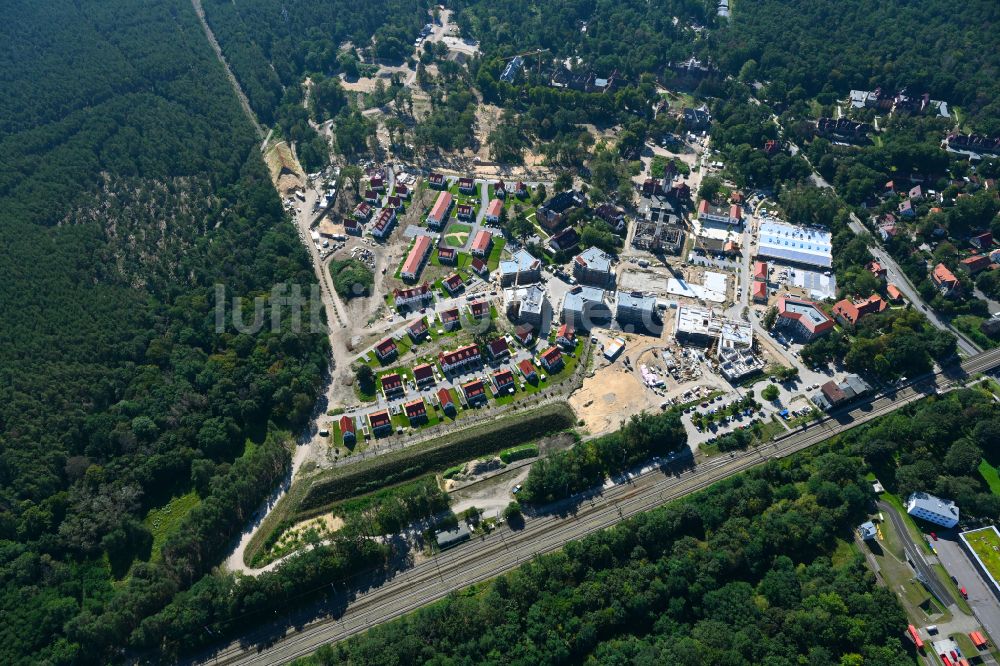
left=930, top=532, right=937, bottom=541
left=512, top=484, right=522, bottom=495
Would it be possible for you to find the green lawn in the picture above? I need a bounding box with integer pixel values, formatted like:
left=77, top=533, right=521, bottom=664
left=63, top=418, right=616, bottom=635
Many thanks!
left=979, top=459, right=1000, bottom=495
left=954, top=315, right=999, bottom=349
left=964, top=527, right=1000, bottom=583
left=443, top=222, right=472, bottom=248
left=486, top=237, right=507, bottom=270
left=143, top=491, right=201, bottom=561
left=431, top=249, right=472, bottom=270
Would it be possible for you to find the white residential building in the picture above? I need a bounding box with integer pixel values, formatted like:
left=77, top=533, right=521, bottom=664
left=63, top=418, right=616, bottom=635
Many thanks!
left=906, top=492, right=959, bottom=528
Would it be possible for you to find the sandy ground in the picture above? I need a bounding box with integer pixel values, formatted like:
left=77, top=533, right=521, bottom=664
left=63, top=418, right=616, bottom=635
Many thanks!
left=264, top=141, right=305, bottom=195
left=571, top=365, right=654, bottom=435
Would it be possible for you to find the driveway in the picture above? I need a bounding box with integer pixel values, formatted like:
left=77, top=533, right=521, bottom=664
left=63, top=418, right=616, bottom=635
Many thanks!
left=878, top=500, right=955, bottom=607
left=934, top=533, right=1000, bottom=645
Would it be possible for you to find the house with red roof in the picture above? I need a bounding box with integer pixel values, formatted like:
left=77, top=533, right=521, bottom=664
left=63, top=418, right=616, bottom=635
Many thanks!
left=932, top=263, right=960, bottom=296
left=468, top=299, right=489, bottom=319
left=514, top=324, right=533, bottom=346
left=518, top=358, right=538, bottom=383
left=461, top=379, right=488, bottom=406
left=428, top=172, right=446, bottom=189
left=439, top=344, right=481, bottom=374
left=393, top=283, right=433, bottom=310
left=867, top=261, right=887, bottom=280
left=494, top=179, right=507, bottom=198
left=556, top=323, right=575, bottom=350
left=343, top=217, right=361, bottom=236
left=442, top=272, right=465, bottom=295
left=455, top=203, right=474, bottom=221
left=401, top=236, right=431, bottom=281
left=486, top=337, right=510, bottom=362
left=387, top=195, right=404, bottom=212
left=363, top=189, right=379, bottom=204
left=394, top=183, right=410, bottom=199
left=407, top=318, right=429, bottom=342
left=374, top=337, right=398, bottom=362
left=413, top=363, right=436, bottom=387
left=960, top=254, right=991, bottom=275
left=372, top=207, right=397, bottom=239
left=437, top=388, right=456, bottom=415
left=439, top=307, right=461, bottom=331
left=458, top=177, right=475, bottom=194
left=886, top=284, right=903, bottom=302
left=539, top=346, right=564, bottom=372
left=367, top=410, right=392, bottom=437
left=437, top=246, right=457, bottom=265
left=404, top=398, right=428, bottom=425
left=380, top=372, right=405, bottom=398
left=471, top=257, right=489, bottom=278
left=491, top=368, right=515, bottom=394
left=485, top=198, right=504, bottom=224
left=970, top=231, right=993, bottom=250
left=427, top=191, right=453, bottom=230
left=339, top=415, right=356, bottom=444
left=752, top=280, right=768, bottom=303
left=832, top=294, right=887, bottom=326
left=753, top=261, right=768, bottom=281
left=369, top=173, right=385, bottom=191
left=775, top=295, right=834, bottom=341
left=353, top=202, right=372, bottom=220
left=470, top=229, right=494, bottom=257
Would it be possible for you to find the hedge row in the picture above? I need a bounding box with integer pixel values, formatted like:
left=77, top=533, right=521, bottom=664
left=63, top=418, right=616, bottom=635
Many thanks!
left=299, top=402, right=576, bottom=513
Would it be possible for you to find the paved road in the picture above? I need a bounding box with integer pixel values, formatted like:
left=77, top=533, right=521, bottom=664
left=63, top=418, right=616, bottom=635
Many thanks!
left=191, top=347, right=1000, bottom=665
left=877, top=499, right=954, bottom=606
left=934, top=533, right=1000, bottom=647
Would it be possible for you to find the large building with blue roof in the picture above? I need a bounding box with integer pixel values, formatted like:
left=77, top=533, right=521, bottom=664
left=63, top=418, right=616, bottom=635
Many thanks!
left=757, top=221, right=832, bottom=269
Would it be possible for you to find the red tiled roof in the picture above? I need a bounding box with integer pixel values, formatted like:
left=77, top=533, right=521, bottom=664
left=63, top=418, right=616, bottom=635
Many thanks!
left=375, top=338, right=397, bottom=356
left=404, top=398, right=426, bottom=419
left=540, top=346, right=562, bottom=365
left=493, top=368, right=515, bottom=387
left=833, top=294, right=886, bottom=326
left=519, top=359, right=537, bottom=377
left=471, top=257, right=488, bottom=274
left=487, top=337, right=510, bottom=358
left=753, top=261, right=767, bottom=280
left=380, top=373, right=403, bottom=392
left=933, top=263, right=958, bottom=286
left=886, top=284, right=903, bottom=301
left=443, top=273, right=464, bottom=292
left=408, top=318, right=428, bottom=336
left=776, top=296, right=834, bottom=335
left=429, top=172, right=444, bottom=183
left=440, top=344, right=480, bottom=367
left=401, top=236, right=431, bottom=277
left=413, top=363, right=434, bottom=382
left=469, top=299, right=488, bottom=317
left=368, top=410, right=391, bottom=429
left=394, top=283, right=431, bottom=300
left=440, top=307, right=460, bottom=323
left=429, top=191, right=453, bottom=222
left=458, top=177, right=474, bottom=188
left=339, top=415, right=355, bottom=435
left=557, top=323, right=574, bottom=340
left=471, top=229, right=493, bottom=253
left=486, top=198, right=503, bottom=219
left=437, top=387, right=454, bottom=407
left=462, top=379, right=486, bottom=399
left=961, top=255, right=991, bottom=273
left=752, top=281, right=768, bottom=299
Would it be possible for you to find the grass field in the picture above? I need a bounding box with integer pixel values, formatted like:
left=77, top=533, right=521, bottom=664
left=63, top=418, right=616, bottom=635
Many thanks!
left=443, top=222, right=472, bottom=247
left=979, top=459, right=1000, bottom=496
left=965, top=526, right=1000, bottom=583
left=143, top=491, right=201, bottom=560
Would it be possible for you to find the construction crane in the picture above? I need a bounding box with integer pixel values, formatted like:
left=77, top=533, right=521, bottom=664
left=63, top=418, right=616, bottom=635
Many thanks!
left=504, top=48, right=549, bottom=78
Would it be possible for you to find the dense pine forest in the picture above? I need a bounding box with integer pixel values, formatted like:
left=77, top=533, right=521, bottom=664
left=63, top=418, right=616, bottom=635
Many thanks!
left=0, top=1, right=327, bottom=662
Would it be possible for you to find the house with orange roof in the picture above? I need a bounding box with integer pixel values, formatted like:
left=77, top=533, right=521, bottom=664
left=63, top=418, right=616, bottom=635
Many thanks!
left=518, top=358, right=538, bottom=383
left=539, top=346, right=564, bottom=372
left=832, top=294, right=887, bottom=326
left=470, top=229, right=494, bottom=257
left=775, top=295, right=834, bottom=340
left=339, top=415, right=356, bottom=444
left=437, top=387, right=456, bottom=415
left=931, top=263, right=960, bottom=296
left=886, top=284, right=903, bottom=302
left=491, top=368, right=515, bottom=394
left=485, top=198, right=504, bottom=223
left=960, top=254, right=991, bottom=275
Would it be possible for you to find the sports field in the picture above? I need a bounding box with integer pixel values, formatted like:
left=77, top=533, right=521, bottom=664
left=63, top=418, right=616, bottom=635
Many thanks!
left=964, top=526, right=1000, bottom=583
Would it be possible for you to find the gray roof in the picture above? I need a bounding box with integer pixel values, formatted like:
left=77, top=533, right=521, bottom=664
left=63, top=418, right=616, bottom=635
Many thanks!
left=618, top=291, right=657, bottom=312
left=436, top=522, right=472, bottom=548
left=757, top=221, right=832, bottom=268
left=576, top=247, right=612, bottom=274
left=519, top=284, right=547, bottom=316
left=906, top=492, right=959, bottom=521
left=499, top=248, right=540, bottom=276
left=563, top=286, right=606, bottom=313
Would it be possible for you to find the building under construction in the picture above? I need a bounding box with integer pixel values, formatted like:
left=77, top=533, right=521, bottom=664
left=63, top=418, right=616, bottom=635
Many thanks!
left=632, top=208, right=684, bottom=254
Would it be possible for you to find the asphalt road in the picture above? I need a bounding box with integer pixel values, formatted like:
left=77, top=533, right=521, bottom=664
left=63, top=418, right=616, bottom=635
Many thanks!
left=193, top=347, right=1000, bottom=665
left=877, top=499, right=954, bottom=606
left=934, top=534, right=1000, bottom=647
